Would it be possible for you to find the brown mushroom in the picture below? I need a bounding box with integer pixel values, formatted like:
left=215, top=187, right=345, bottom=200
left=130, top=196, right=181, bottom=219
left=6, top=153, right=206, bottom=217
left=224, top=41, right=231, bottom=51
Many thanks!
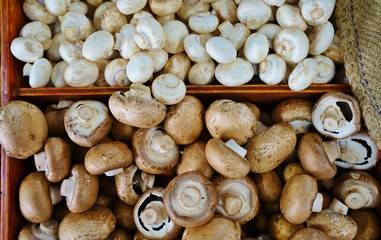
left=163, top=171, right=217, bottom=227
left=115, top=163, right=155, bottom=206
left=176, top=140, right=214, bottom=178
left=312, top=92, right=361, bottom=139
left=332, top=171, right=381, bottom=210
left=214, top=176, right=260, bottom=224
left=108, top=83, right=167, bottom=128
left=34, top=137, right=71, bottom=183
left=95, top=192, right=116, bottom=209
left=268, top=213, right=305, bottom=240
left=134, top=188, right=182, bottom=240
left=58, top=205, right=116, bottom=240
left=182, top=215, right=241, bottom=240
left=18, top=219, right=59, bottom=240
left=19, top=172, right=61, bottom=223
left=110, top=119, right=137, bottom=144
left=205, top=138, right=250, bottom=178
left=60, top=164, right=99, bottom=213
left=350, top=210, right=380, bottom=240
left=280, top=173, right=323, bottom=224
left=64, top=100, right=113, bottom=147
left=288, top=228, right=332, bottom=240
left=44, top=100, right=73, bottom=135
left=133, top=126, right=180, bottom=175
left=246, top=122, right=297, bottom=173
left=113, top=199, right=137, bottom=230
left=298, top=132, right=338, bottom=180
left=84, top=141, right=133, bottom=176
left=163, top=95, right=205, bottom=145
left=282, top=162, right=306, bottom=182
left=0, top=100, right=48, bottom=159
left=205, top=99, right=257, bottom=145
left=253, top=170, right=282, bottom=202
left=107, top=227, right=133, bottom=240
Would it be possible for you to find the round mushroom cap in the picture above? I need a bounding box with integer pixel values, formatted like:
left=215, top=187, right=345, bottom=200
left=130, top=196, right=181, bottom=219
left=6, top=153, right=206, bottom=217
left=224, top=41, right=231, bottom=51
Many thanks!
left=298, top=133, right=337, bottom=180
left=85, top=141, right=133, bottom=175
left=205, top=99, right=257, bottom=145
left=288, top=228, right=332, bottom=240
left=112, top=199, right=137, bottom=230
left=182, top=215, right=241, bottom=240
left=267, top=213, right=305, bottom=240
left=246, top=122, right=297, bottom=173
left=272, top=98, right=313, bottom=122
left=350, top=210, right=380, bottom=240
left=205, top=138, right=250, bottom=179
left=0, top=100, right=48, bottom=159
left=163, top=171, right=217, bottom=228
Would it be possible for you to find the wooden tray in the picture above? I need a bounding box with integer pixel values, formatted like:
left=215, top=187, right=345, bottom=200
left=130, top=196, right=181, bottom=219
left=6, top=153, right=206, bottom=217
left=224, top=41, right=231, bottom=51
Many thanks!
left=0, top=0, right=352, bottom=239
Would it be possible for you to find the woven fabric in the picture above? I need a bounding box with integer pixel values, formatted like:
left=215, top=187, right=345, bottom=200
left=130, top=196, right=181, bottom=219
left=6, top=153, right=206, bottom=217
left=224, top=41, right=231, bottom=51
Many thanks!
left=335, top=0, right=381, bottom=149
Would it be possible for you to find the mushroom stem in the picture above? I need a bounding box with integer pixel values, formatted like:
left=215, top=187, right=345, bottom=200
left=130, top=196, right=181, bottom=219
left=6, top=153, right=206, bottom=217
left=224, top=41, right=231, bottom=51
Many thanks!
left=128, top=83, right=152, bottom=100
left=225, top=139, right=247, bottom=158
left=246, top=14, right=261, bottom=30
left=344, top=187, right=367, bottom=209
left=179, top=186, right=202, bottom=208
left=183, top=0, right=199, bottom=5
left=311, top=192, right=323, bottom=212
left=223, top=195, right=243, bottom=216
left=39, top=219, right=59, bottom=235
left=23, top=63, right=33, bottom=76
left=289, top=120, right=311, bottom=135
left=104, top=167, right=124, bottom=177
left=255, top=121, right=268, bottom=135
left=321, top=108, right=341, bottom=132
left=328, top=198, right=348, bottom=215
left=140, top=205, right=163, bottom=226
left=134, top=32, right=150, bottom=50
left=76, top=104, right=95, bottom=122
left=57, top=100, right=74, bottom=109
left=218, top=21, right=234, bottom=35
left=50, top=185, right=62, bottom=205
left=34, top=151, right=47, bottom=172
left=323, top=140, right=341, bottom=163
left=60, top=179, right=74, bottom=198
left=151, top=132, right=175, bottom=154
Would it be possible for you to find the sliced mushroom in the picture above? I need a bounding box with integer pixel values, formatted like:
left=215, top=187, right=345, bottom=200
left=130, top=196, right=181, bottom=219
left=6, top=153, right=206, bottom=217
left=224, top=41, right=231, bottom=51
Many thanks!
left=64, top=100, right=112, bottom=147
left=23, top=58, right=52, bottom=88
left=214, top=176, right=260, bottom=224
left=162, top=20, right=189, bottom=54
left=10, top=37, right=44, bottom=63
left=312, top=92, right=362, bottom=139
left=332, top=171, right=381, bottom=210
left=60, top=164, right=99, bottom=213
left=152, top=74, right=187, bottom=105
left=205, top=99, right=257, bottom=145
left=163, top=171, right=217, bottom=227
left=133, top=126, right=179, bottom=175
left=109, top=84, right=167, bottom=128
left=274, top=27, right=309, bottom=64
left=134, top=188, right=182, bottom=240
left=115, top=163, right=155, bottom=205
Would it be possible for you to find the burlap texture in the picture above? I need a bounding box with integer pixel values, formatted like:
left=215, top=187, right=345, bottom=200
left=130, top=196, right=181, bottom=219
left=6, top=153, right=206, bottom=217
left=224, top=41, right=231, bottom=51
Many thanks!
left=335, top=0, right=381, bottom=149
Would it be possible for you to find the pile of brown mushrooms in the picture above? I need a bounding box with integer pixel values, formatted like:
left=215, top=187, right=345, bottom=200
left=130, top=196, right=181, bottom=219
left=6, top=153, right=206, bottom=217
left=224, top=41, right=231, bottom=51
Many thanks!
left=1, top=88, right=380, bottom=240
left=10, top=0, right=345, bottom=91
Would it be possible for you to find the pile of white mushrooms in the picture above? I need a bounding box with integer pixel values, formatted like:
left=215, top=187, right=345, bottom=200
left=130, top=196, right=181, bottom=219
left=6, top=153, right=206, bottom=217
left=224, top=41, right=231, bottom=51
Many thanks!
left=10, top=0, right=344, bottom=91
left=1, top=89, right=381, bottom=239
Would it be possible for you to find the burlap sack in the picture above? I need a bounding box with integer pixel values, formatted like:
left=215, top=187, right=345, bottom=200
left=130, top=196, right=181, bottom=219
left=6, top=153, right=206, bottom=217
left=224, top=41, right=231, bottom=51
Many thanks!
left=335, top=0, right=381, bottom=149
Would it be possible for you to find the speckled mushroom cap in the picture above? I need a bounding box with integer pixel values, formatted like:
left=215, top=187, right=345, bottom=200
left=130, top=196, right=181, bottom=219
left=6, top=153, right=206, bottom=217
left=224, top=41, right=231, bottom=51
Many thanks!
left=288, top=228, right=332, bottom=240
left=205, top=99, right=257, bottom=145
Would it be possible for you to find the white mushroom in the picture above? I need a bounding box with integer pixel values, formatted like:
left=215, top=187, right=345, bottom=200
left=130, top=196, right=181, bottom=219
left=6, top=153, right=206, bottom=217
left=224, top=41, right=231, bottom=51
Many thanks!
left=82, top=30, right=115, bottom=61
left=276, top=4, right=307, bottom=31
left=19, top=21, right=52, bottom=50
left=59, top=12, right=92, bottom=41
left=274, top=27, right=309, bottom=64
left=218, top=21, right=250, bottom=51
left=211, top=0, right=239, bottom=24
left=162, top=20, right=189, bottom=54
left=129, top=10, right=155, bottom=26
left=183, top=34, right=211, bottom=63
left=312, top=55, right=336, bottom=84
left=64, top=59, right=99, bottom=87
left=116, top=0, right=147, bottom=15
left=215, top=58, right=254, bottom=86
left=68, top=1, right=88, bottom=14
left=44, top=0, right=71, bottom=16
left=126, top=53, right=154, bottom=84
left=23, top=58, right=52, bottom=88
left=258, top=54, right=287, bottom=85
left=93, top=2, right=116, bottom=30
left=59, top=40, right=83, bottom=63
left=206, top=37, right=237, bottom=64
left=94, top=59, right=110, bottom=87
left=23, top=0, right=57, bottom=24
left=104, top=58, right=130, bottom=86
left=188, top=60, right=216, bottom=85
left=299, top=0, right=335, bottom=26
left=257, top=23, right=282, bottom=49
left=142, top=49, right=169, bottom=73
left=152, top=74, right=187, bottom=105
left=114, top=24, right=140, bottom=60
left=100, top=5, right=128, bottom=34
left=149, top=0, right=182, bottom=16
left=87, top=0, right=104, bottom=6
left=155, top=14, right=176, bottom=25
left=189, top=12, right=219, bottom=34
left=243, top=33, right=269, bottom=64
left=163, top=53, right=192, bottom=81
left=51, top=61, right=69, bottom=87
left=10, top=37, right=44, bottom=63
left=263, top=0, right=286, bottom=6
left=237, top=0, right=272, bottom=30
left=46, top=33, right=66, bottom=62
left=176, top=0, right=211, bottom=21
left=288, top=58, right=318, bottom=91
left=308, top=21, right=335, bottom=56
left=134, top=17, right=165, bottom=50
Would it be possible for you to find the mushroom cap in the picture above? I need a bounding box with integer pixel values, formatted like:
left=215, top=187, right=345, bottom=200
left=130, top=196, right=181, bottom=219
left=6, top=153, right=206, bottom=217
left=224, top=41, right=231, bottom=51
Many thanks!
left=108, top=85, right=167, bottom=128
left=148, top=0, right=182, bottom=16
left=313, top=55, right=336, bottom=84
left=350, top=210, right=380, bottom=240
left=110, top=119, right=137, bottom=143
left=152, top=74, right=187, bottom=105
left=134, top=17, right=165, bottom=50
left=182, top=215, right=241, bottom=240
left=205, top=138, right=250, bottom=179
left=84, top=141, right=133, bottom=175
left=267, top=213, right=305, bottom=240
left=215, top=58, right=254, bottom=86
left=280, top=173, right=318, bottom=224
left=24, top=58, right=52, bottom=88
left=163, top=95, right=205, bottom=145
left=237, top=0, right=271, bottom=30
left=246, top=122, right=297, bottom=173
left=61, top=164, right=99, bottom=213
left=126, top=53, right=154, bottom=84
left=276, top=3, right=307, bottom=31
left=58, top=205, right=116, bottom=240
left=258, top=53, right=287, bottom=85
left=104, top=58, right=130, bottom=87
left=19, top=20, right=52, bottom=49
left=23, top=0, right=58, bottom=24
left=214, top=177, right=260, bottom=224
left=162, top=20, right=189, bottom=54
left=114, top=24, right=140, bottom=60
left=0, top=100, right=48, bottom=159
left=183, top=34, right=210, bottom=63
left=206, top=36, right=237, bottom=64
left=253, top=170, right=282, bottom=203
left=133, top=188, right=182, bottom=240
left=188, top=60, right=215, bottom=85
left=298, top=133, right=337, bottom=180
left=132, top=127, right=180, bottom=174
left=10, top=36, right=44, bottom=63
left=312, top=92, right=362, bottom=139
left=308, top=21, right=335, bottom=56
left=243, top=32, right=269, bottom=64
left=59, top=12, right=91, bottom=41
left=112, top=199, right=137, bottom=230
left=274, top=27, right=309, bottom=64
left=288, top=58, right=318, bottom=91
left=64, top=100, right=113, bottom=147
left=188, top=12, right=219, bottom=34
left=143, top=48, right=169, bottom=73
left=299, top=0, right=335, bottom=26
left=82, top=30, right=115, bottom=61
left=64, top=59, right=100, bottom=87
left=19, top=172, right=53, bottom=223
left=163, top=171, right=217, bottom=228
left=288, top=228, right=332, bottom=240
left=205, top=99, right=257, bottom=145
left=163, top=53, right=191, bottom=81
